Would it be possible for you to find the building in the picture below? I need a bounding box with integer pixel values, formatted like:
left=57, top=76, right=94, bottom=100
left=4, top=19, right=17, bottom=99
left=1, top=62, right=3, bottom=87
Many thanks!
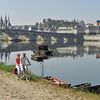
left=0, top=16, right=12, bottom=29
left=96, top=20, right=100, bottom=34
left=56, top=26, right=85, bottom=34
left=85, top=24, right=97, bottom=35
left=57, top=27, right=74, bottom=34
left=97, top=20, right=100, bottom=26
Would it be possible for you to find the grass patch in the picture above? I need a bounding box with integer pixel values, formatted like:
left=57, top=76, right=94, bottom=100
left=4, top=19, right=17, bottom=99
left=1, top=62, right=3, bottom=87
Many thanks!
left=0, top=62, right=42, bottom=81
left=30, top=73, right=42, bottom=82
left=0, top=62, right=14, bottom=72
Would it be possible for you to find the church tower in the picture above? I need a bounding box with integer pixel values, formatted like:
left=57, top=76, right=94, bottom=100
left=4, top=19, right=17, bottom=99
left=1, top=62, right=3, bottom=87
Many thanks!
left=0, top=15, right=12, bottom=29
left=7, top=16, right=12, bottom=29
left=4, top=15, right=8, bottom=29
left=0, top=16, right=3, bottom=29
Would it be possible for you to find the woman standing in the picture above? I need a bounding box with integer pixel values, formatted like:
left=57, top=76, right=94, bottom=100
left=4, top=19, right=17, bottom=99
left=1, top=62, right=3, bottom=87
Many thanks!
left=16, top=53, right=21, bottom=79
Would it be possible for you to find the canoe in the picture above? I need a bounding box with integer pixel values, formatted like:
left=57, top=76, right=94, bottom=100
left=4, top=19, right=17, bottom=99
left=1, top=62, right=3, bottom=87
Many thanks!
left=44, top=76, right=71, bottom=88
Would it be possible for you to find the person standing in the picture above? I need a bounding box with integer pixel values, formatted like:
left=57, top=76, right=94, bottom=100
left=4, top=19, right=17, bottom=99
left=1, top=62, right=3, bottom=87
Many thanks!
left=16, top=53, right=21, bottom=79
left=20, top=53, right=31, bottom=80
left=21, top=53, right=31, bottom=69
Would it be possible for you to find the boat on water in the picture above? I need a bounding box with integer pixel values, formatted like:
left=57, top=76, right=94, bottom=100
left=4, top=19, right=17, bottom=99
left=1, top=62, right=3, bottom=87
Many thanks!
left=33, top=45, right=53, bottom=56
left=44, top=76, right=71, bottom=88
left=31, top=45, right=53, bottom=62
left=31, top=53, right=48, bottom=62
left=96, top=54, right=100, bottom=58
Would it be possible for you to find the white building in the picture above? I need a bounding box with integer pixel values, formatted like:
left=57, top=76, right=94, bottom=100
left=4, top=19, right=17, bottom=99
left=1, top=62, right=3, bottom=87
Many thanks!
left=56, top=26, right=84, bottom=34
left=85, top=24, right=97, bottom=34
left=96, top=26, right=100, bottom=34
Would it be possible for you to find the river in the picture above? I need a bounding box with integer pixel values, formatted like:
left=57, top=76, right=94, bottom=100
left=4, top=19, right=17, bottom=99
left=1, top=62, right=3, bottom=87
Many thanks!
left=0, top=41, right=100, bottom=86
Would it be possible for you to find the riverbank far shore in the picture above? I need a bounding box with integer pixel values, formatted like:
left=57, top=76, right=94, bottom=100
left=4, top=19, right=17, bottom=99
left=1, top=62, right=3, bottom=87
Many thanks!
left=0, top=70, right=100, bottom=100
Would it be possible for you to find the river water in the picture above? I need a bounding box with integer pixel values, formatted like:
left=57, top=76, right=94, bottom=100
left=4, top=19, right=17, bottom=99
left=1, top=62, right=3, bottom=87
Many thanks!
left=0, top=41, right=100, bottom=86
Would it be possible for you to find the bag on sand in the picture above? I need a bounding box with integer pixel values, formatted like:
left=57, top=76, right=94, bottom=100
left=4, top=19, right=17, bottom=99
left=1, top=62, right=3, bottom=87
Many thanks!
left=13, top=67, right=18, bottom=75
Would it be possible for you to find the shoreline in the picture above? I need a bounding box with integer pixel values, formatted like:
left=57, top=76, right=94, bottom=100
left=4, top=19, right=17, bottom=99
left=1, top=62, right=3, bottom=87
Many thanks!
left=0, top=65, right=100, bottom=100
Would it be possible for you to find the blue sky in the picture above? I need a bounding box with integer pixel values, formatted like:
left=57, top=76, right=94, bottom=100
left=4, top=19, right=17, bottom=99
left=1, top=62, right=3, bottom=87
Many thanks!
left=0, top=0, right=99, bottom=25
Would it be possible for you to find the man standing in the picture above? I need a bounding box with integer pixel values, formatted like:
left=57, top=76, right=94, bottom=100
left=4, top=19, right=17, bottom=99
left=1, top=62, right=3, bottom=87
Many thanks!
left=20, top=53, right=31, bottom=80
left=21, top=53, right=31, bottom=69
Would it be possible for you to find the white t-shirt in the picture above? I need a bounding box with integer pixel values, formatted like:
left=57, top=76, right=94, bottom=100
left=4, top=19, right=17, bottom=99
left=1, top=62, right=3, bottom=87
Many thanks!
left=21, top=56, right=27, bottom=65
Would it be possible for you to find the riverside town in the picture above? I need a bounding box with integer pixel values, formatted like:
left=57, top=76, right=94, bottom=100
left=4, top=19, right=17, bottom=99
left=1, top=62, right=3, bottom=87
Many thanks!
left=0, top=17, right=100, bottom=41
left=1, top=0, right=100, bottom=99
left=1, top=16, right=100, bottom=100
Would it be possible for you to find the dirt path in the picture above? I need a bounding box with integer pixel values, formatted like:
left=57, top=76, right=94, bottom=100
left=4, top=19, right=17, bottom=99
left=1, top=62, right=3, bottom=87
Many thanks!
left=0, top=70, right=99, bottom=100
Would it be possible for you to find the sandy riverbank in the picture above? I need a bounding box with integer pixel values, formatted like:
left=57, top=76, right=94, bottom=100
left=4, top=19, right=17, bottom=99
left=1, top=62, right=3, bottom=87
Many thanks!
left=0, top=70, right=100, bottom=100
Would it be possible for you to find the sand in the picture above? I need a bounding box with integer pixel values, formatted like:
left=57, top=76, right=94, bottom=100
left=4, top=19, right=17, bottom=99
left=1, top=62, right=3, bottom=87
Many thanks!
left=0, top=70, right=94, bottom=100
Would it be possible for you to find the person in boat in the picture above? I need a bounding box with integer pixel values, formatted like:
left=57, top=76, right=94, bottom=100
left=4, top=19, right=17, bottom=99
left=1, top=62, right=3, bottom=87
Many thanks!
left=20, top=53, right=31, bottom=79
left=15, top=53, right=21, bottom=79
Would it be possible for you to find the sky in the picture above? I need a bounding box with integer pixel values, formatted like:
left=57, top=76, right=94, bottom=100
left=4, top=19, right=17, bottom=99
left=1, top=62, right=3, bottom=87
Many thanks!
left=0, top=0, right=99, bottom=25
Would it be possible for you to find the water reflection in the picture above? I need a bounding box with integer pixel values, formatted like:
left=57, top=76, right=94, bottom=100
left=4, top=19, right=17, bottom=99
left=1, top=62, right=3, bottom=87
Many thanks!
left=0, top=41, right=100, bottom=85
left=0, top=41, right=99, bottom=64
left=0, top=41, right=100, bottom=60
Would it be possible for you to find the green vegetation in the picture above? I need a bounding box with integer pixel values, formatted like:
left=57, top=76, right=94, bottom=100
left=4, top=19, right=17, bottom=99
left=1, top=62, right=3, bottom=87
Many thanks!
left=0, top=62, right=41, bottom=81
left=30, top=73, right=42, bottom=81
left=0, top=62, right=14, bottom=72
